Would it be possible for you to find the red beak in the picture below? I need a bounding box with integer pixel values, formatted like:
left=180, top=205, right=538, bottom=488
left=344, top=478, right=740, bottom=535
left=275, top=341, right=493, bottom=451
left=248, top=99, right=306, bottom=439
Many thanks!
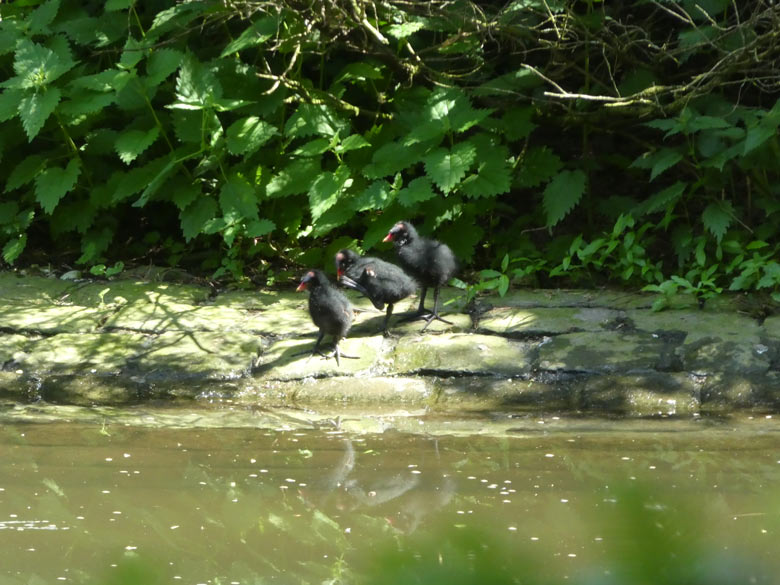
left=336, top=268, right=344, bottom=279
left=382, top=233, right=393, bottom=242
left=296, top=282, right=307, bottom=292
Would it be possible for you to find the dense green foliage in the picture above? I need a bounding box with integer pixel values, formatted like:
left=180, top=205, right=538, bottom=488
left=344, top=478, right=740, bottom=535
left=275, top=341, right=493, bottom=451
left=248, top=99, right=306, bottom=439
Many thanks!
left=0, top=0, right=778, bottom=302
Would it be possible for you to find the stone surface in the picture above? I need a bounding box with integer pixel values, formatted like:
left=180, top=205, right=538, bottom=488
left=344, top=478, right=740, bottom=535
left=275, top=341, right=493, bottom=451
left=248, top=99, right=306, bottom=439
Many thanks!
left=392, top=333, right=533, bottom=376
left=537, top=331, right=668, bottom=373
left=0, top=270, right=778, bottom=415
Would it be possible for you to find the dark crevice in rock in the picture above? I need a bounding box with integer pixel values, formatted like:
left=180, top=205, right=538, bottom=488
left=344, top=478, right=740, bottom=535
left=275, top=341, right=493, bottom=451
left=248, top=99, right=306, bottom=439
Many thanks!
left=0, top=327, right=57, bottom=338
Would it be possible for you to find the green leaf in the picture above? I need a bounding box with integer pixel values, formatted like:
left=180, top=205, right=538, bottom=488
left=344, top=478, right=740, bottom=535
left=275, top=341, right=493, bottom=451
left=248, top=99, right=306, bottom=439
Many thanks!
left=502, top=107, right=536, bottom=141
left=398, top=177, right=436, bottom=207
left=59, top=90, right=115, bottom=117
left=460, top=136, right=511, bottom=198
left=173, top=55, right=221, bottom=110
left=5, top=154, right=45, bottom=192
left=266, top=158, right=321, bottom=198
left=334, top=62, right=384, bottom=84
left=293, top=138, right=330, bottom=157
left=19, top=88, right=61, bottom=141
left=517, top=146, right=562, bottom=188
left=226, top=116, right=277, bottom=156
left=2, top=234, right=27, bottom=264
left=34, top=159, right=81, bottom=214
left=115, top=127, right=160, bottom=164
left=105, top=0, right=133, bottom=11
left=635, top=181, right=686, bottom=215
left=7, top=41, right=63, bottom=89
left=146, top=49, right=185, bottom=86
left=220, top=16, right=278, bottom=57
left=353, top=180, right=393, bottom=212
left=179, top=197, right=217, bottom=242
left=423, top=142, right=476, bottom=194
left=77, top=226, right=113, bottom=264
left=219, top=175, right=258, bottom=221
left=308, top=166, right=352, bottom=221
left=630, top=148, right=683, bottom=181
left=743, top=123, right=777, bottom=155
left=28, top=0, right=60, bottom=35
left=363, top=140, right=430, bottom=178
left=246, top=218, right=275, bottom=238
left=543, top=169, right=586, bottom=227
left=702, top=200, right=733, bottom=243
left=0, top=89, right=23, bottom=122
left=386, top=21, right=424, bottom=39
left=336, top=134, right=370, bottom=153
left=312, top=204, right=355, bottom=237
left=285, top=103, right=347, bottom=138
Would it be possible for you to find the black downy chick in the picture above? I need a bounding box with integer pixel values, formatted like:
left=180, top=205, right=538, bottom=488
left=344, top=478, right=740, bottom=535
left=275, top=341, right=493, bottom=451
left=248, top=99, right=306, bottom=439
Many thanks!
left=296, top=269, right=358, bottom=366
left=335, top=248, right=417, bottom=336
left=383, top=221, right=457, bottom=331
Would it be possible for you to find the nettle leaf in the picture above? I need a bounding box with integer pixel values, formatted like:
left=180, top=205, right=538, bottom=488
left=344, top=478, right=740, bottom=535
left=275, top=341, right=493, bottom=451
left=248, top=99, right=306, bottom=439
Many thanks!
left=266, top=158, right=321, bottom=198
left=3, top=234, right=27, bottom=264
left=364, top=140, right=430, bottom=178
left=635, top=181, right=686, bottom=215
left=172, top=55, right=221, bottom=110
left=702, top=200, right=733, bottom=242
left=630, top=147, right=683, bottom=181
left=28, top=0, right=60, bottom=35
left=517, top=146, right=563, bottom=188
left=543, top=169, right=586, bottom=227
left=8, top=41, right=62, bottom=89
left=34, top=159, right=81, bottom=214
left=105, top=0, right=133, bottom=11
left=115, top=127, right=160, bottom=164
left=353, top=179, right=394, bottom=212
left=743, top=122, right=777, bottom=155
left=424, top=142, right=476, bottom=194
left=426, top=88, right=491, bottom=134
left=246, top=218, right=275, bottom=238
left=308, top=165, right=352, bottom=221
left=226, top=116, right=277, bottom=156
left=19, top=88, right=61, bottom=141
left=336, top=134, right=370, bottom=153
left=502, top=106, right=536, bottom=141
left=59, top=90, right=115, bottom=117
left=146, top=49, right=185, bottom=86
left=312, top=201, right=355, bottom=237
left=460, top=135, right=511, bottom=198
left=285, top=103, right=347, bottom=138
left=180, top=196, right=217, bottom=242
left=334, top=62, right=384, bottom=84
left=72, top=69, right=131, bottom=92
left=0, top=89, right=23, bottom=122
left=220, top=16, right=278, bottom=57
left=219, top=175, right=258, bottom=221
left=398, top=176, right=436, bottom=207
left=386, top=21, right=424, bottom=39
left=293, top=138, right=330, bottom=157
left=5, top=154, right=45, bottom=192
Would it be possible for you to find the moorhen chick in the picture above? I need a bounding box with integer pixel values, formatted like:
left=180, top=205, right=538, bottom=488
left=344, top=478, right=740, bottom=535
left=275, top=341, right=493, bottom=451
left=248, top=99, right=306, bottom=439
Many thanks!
left=296, top=269, right=359, bottom=366
left=383, top=221, right=457, bottom=331
left=335, top=249, right=417, bottom=336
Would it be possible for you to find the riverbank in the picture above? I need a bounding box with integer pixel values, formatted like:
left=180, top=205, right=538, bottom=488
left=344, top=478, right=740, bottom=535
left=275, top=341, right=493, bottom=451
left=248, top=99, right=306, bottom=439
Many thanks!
left=0, top=269, right=777, bottom=418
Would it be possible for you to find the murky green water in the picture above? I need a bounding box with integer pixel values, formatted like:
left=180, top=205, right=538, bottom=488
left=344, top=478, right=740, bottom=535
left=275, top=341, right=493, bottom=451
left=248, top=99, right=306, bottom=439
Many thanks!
left=1, top=413, right=779, bottom=584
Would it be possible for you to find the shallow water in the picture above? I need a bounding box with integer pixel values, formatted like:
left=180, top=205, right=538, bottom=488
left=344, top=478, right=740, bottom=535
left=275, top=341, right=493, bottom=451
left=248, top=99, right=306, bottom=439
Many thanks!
left=1, top=414, right=779, bottom=584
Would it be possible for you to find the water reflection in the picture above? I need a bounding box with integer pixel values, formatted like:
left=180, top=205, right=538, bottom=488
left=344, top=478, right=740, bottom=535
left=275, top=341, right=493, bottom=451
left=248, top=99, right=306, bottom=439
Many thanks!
left=0, top=420, right=778, bottom=583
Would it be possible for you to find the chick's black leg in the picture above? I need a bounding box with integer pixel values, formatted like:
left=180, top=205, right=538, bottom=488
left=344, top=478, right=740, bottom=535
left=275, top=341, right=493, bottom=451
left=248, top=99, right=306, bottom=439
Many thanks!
left=382, top=303, right=396, bottom=337
left=399, top=287, right=430, bottom=322
left=420, top=286, right=453, bottom=332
